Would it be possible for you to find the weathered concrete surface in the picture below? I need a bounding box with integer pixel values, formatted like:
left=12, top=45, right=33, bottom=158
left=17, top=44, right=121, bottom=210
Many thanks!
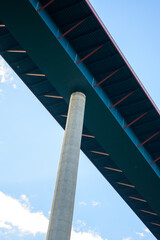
left=47, top=92, right=86, bottom=240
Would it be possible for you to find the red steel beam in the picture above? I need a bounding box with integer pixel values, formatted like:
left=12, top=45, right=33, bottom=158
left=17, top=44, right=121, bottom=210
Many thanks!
left=58, top=19, right=86, bottom=40
left=82, top=134, right=95, bottom=138
left=104, top=167, right=122, bottom=172
left=137, top=131, right=160, bottom=148
left=124, top=112, right=148, bottom=130
left=140, top=209, right=157, bottom=216
left=90, top=150, right=109, bottom=156
left=93, top=69, right=119, bottom=88
left=38, top=0, right=55, bottom=12
left=151, top=222, right=160, bottom=227
left=76, top=45, right=103, bottom=65
left=117, top=182, right=135, bottom=188
left=129, top=196, right=146, bottom=202
left=109, top=91, right=134, bottom=110
left=150, top=157, right=160, bottom=165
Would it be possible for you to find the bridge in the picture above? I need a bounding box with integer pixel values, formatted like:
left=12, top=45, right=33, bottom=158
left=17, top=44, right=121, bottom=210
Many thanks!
left=0, top=0, right=160, bottom=239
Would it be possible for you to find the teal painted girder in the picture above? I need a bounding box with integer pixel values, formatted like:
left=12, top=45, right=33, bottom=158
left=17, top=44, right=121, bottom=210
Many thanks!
left=0, top=0, right=160, bottom=238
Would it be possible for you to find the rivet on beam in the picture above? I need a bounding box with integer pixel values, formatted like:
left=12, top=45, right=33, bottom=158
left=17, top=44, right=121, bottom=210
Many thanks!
left=109, top=91, right=134, bottom=110
left=124, top=112, right=147, bottom=130
left=76, top=45, right=103, bottom=65
left=58, top=19, right=86, bottom=40
left=137, top=131, right=160, bottom=148
left=93, top=69, right=119, bottom=88
left=38, top=0, right=55, bottom=12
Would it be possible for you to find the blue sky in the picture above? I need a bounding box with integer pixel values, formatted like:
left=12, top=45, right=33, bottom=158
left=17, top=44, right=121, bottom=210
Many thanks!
left=0, top=1, right=159, bottom=240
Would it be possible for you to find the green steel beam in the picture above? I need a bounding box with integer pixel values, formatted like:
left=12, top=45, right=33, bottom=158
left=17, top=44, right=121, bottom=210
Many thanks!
left=0, top=0, right=160, bottom=216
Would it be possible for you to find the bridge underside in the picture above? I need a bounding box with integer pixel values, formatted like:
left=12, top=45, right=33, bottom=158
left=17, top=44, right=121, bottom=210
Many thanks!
left=0, top=0, right=160, bottom=238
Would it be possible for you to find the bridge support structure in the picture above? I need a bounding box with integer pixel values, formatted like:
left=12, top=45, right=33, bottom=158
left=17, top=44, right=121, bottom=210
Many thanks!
left=46, top=92, right=86, bottom=240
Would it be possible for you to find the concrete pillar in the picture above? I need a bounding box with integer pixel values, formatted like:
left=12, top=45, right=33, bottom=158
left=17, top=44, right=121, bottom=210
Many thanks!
left=46, top=92, right=86, bottom=240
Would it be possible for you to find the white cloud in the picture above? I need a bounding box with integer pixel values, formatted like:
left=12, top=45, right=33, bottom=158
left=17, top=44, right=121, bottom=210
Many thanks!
left=71, top=230, right=108, bottom=240
left=73, top=220, right=109, bottom=240
left=0, top=221, right=12, bottom=230
left=0, top=192, right=108, bottom=240
left=0, top=191, right=48, bottom=235
left=123, top=238, right=132, bottom=240
left=92, top=201, right=100, bottom=207
left=0, top=57, right=17, bottom=92
left=74, top=220, right=86, bottom=232
left=20, top=194, right=30, bottom=209
left=20, top=194, right=29, bottom=202
left=136, top=232, right=145, bottom=237
left=144, top=228, right=150, bottom=233
left=0, top=58, right=12, bottom=84
left=76, top=220, right=86, bottom=227
left=78, top=201, right=87, bottom=206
